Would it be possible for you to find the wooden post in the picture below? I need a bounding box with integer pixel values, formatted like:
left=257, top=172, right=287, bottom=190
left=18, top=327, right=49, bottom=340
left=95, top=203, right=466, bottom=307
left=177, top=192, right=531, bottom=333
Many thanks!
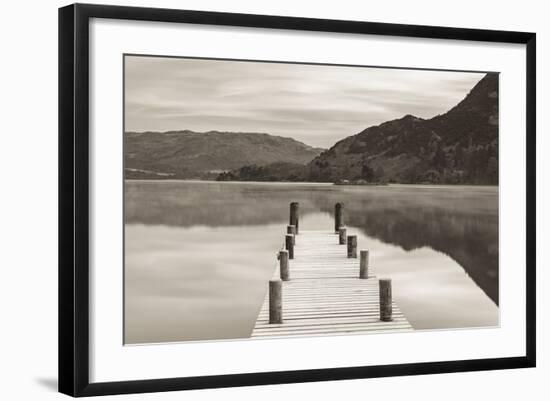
left=269, top=279, right=283, bottom=324
left=287, top=225, right=296, bottom=245
left=279, top=250, right=289, bottom=281
left=379, top=278, right=393, bottom=322
left=285, top=234, right=294, bottom=259
left=334, top=202, right=344, bottom=233
left=347, top=235, right=357, bottom=258
left=360, top=250, right=369, bottom=279
left=338, top=227, right=347, bottom=245
left=289, top=202, right=299, bottom=234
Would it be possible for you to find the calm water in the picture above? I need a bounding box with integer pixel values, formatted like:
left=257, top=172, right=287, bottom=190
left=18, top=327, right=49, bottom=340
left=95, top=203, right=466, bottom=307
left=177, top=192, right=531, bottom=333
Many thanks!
left=124, top=181, right=499, bottom=344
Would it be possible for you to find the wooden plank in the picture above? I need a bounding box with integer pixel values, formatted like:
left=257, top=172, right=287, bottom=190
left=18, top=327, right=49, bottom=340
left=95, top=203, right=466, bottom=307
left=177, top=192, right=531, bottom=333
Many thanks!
left=257, top=305, right=405, bottom=313
left=252, top=230, right=412, bottom=338
left=254, top=321, right=412, bottom=333
left=252, top=325, right=413, bottom=337
left=255, top=315, right=409, bottom=324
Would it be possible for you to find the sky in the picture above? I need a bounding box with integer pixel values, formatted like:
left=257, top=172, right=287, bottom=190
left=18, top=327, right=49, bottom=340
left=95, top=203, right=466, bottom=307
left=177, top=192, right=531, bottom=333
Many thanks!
left=124, top=56, right=486, bottom=149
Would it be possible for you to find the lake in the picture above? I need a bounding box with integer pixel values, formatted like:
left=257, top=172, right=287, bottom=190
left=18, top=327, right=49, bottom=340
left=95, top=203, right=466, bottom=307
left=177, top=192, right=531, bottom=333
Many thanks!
left=124, top=180, right=499, bottom=344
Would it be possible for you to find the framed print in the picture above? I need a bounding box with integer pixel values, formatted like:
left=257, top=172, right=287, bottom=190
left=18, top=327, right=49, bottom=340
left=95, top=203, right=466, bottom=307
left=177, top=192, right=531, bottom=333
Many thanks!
left=58, top=3, right=536, bottom=397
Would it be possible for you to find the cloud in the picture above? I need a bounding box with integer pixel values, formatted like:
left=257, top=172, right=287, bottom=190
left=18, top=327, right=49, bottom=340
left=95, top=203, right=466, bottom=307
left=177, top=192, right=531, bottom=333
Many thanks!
left=124, top=56, right=485, bottom=148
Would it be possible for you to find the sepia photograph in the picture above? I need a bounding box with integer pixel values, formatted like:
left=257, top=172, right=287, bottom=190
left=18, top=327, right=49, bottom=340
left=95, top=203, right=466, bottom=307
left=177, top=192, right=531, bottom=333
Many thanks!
left=123, top=55, right=499, bottom=345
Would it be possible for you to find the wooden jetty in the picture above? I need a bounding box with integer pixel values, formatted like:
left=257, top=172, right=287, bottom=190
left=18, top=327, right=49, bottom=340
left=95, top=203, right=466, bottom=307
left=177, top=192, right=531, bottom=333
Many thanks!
left=252, top=203, right=413, bottom=338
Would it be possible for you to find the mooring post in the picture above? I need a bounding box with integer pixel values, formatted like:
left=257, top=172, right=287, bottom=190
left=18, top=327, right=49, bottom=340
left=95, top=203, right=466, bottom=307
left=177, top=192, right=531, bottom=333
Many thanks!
left=285, top=234, right=294, bottom=259
left=379, top=278, right=393, bottom=322
left=360, top=250, right=369, bottom=279
left=279, top=250, right=289, bottom=281
left=289, top=202, right=299, bottom=234
left=334, top=202, right=344, bottom=233
left=287, top=225, right=296, bottom=245
left=269, top=279, right=283, bottom=324
left=338, top=227, right=347, bottom=245
left=347, top=235, right=357, bottom=258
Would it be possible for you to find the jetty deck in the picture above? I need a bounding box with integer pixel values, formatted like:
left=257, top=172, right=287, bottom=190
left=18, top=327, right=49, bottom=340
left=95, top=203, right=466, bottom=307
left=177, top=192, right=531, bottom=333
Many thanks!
left=252, top=224, right=413, bottom=338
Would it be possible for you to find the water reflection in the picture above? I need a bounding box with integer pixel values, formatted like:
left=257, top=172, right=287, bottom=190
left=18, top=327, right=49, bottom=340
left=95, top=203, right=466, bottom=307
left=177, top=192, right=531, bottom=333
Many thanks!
left=124, top=224, right=283, bottom=343
left=316, top=187, right=499, bottom=305
left=126, top=181, right=498, bottom=305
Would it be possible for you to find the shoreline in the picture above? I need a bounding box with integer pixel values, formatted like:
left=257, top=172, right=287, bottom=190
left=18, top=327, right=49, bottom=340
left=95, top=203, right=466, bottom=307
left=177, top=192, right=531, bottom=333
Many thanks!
left=125, top=178, right=498, bottom=189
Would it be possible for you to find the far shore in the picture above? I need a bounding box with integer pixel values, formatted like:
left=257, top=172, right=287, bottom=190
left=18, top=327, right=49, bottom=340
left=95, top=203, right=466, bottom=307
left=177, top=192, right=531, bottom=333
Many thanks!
left=124, top=178, right=498, bottom=189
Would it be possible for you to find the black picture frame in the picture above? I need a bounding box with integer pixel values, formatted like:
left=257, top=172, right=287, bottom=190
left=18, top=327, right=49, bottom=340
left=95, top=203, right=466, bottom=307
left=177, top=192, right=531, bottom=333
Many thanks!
left=58, top=3, right=536, bottom=397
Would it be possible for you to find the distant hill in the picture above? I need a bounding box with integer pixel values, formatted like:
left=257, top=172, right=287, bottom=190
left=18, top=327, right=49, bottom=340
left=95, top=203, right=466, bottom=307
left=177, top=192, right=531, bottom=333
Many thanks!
left=124, top=130, right=324, bottom=179
left=307, top=73, right=499, bottom=185
left=217, top=162, right=308, bottom=182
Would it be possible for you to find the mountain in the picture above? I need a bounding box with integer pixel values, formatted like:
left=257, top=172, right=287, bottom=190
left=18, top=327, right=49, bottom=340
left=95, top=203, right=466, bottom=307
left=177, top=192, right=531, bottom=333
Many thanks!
left=124, top=130, right=324, bottom=179
left=307, top=73, right=499, bottom=184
